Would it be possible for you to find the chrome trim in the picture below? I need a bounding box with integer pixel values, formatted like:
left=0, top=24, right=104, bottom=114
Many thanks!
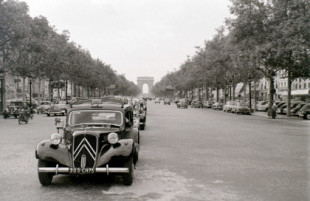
left=38, top=167, right=129, bottom=173
left=72, top=132, right=98, bottom=168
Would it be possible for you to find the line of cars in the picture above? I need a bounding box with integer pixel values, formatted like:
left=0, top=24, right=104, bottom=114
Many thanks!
left=35, top=97, right=144, bottom=186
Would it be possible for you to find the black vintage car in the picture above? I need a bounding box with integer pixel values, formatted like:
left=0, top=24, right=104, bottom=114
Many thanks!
left=3, top=100, right=24, bottom=119
left=35, top=102, right=140, bottom=186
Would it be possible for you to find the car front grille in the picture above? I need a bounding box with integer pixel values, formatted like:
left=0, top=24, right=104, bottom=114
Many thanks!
left=73, top=134, right=98, bottom=168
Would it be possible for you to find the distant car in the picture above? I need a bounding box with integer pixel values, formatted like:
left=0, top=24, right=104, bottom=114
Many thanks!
left=36, top=101, right=52, bottom=114
left=174, top=97, right=180, bottom=104
left=46, top=105, right=66, bottom=116
left=164, top=98, right=171, bottom=105
left=3, top=99, right=24, bottom=119
left=212, top=102, right=223, bottom=110
left=191, top=99, right=203, bottom=108
left=291, top=103, right=306, bottom=116
left=203, top=100, right=213, bottom=108
left=232, top=101, right=251, bottom=114
left=177, top=98, right=188, bottom=109
left=298, top=103, right=310, bottom=119
left=223, top=101, right=236, bottom=112
left=282, top=102, right=304, bottom=115
left=154, top=98, right=161, bottom=104
left=138, top=101, right=147, bottom=130
left=256, top=101, right=269, bottom=111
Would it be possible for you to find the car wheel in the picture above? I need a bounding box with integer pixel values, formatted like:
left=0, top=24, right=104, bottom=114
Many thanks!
left=47, top=113, right=50, bottom=117
left=140, top=124, right=145, bottom=130
left=123, top=155, right=134, bottom=186
left=18, top=119, right=21, bottom=124
left=14, top=115, right=17, bottom=118
left=306, top=114, right=310, bottom=120
left=3, top=114, right=8, bottom=119
left=38, top=160, right=53, bottom=186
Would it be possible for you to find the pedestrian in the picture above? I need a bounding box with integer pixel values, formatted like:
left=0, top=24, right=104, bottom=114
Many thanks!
left=271, top=103, right=277, bottom=119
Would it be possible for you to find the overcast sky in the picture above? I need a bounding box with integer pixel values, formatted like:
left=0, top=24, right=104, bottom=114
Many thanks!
left=22, top=0, right=231, bottom=84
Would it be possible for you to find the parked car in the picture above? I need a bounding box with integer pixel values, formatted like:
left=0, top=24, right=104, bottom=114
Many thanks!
left=174, top=97, right=180, bottom=104
left=3, top=99, right=24, bottom=119
left=35, top=102, right=140, bottom=186
left=203, top=100, right=213, bottom=108
left=177, top=98, right=188, bottom=109
left=232, top=101, right=251, bottom=114
left=282, top=102, right=304, bottom=115
left=298, top=103, right=310, bottom=119
left=164, top=98, right=171, bottom=105
left=291, top=103, right=306, bottom=116
left=223, top=101, right=236, bottom=112
left=36, top=101, right=52, bottom=114
left=212, top=102, right=223, bottom=110
left=46, top=105, right=67, bottom=116
left=137, top=101, right=147, bottom=130
left=256, top=101, right=269, bottom=111
left=154, top=98, right=161, bottom=104
left=191, top=99, right=203, bottom=108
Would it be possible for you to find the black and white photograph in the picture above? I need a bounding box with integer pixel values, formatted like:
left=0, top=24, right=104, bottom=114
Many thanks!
left=0, top=0, right=309, bottom=200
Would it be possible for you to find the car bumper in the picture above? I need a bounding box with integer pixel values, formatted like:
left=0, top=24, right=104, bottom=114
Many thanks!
left=36, top=139, right=134, bottom=174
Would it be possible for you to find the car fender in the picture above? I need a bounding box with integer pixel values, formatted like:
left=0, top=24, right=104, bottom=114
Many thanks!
left=97, top=139, right=134, bottom=167
left=35, top=140, right=71, bottom=166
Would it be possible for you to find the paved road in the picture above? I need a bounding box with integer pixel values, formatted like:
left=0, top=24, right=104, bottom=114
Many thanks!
left=0, top=102, right=309, bottom=201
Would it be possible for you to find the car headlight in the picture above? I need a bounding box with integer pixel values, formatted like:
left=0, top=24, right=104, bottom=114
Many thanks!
left=50, top=133, right=62, bottom=145
left=108, top=132, right=118, bottom=145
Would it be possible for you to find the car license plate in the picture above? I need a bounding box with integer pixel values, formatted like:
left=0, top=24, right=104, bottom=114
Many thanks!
left=69, top=168, right=95, bottom=174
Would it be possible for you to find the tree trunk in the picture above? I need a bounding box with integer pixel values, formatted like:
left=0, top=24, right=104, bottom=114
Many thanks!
left=233, top=83, right=235, bottom=101
left=49, top=78, right=52, bottom=101
left=268, top=76, right=275, bottom=115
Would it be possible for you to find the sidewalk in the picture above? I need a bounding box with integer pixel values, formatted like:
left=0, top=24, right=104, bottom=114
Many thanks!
left=251, top=111, right=301, bottom=120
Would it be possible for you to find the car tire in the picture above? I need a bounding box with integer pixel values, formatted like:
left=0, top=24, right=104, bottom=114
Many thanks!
left=140, top=124, right=145, bottom=130
left=47, top=113, right=50, bottom=117
left=306, top=114, right=310, bottom=120
left=18, top=119, right=21, bottom=124
left=123, top=155, right=134, bottom=186
left=38, top=160, right=53, bottom=186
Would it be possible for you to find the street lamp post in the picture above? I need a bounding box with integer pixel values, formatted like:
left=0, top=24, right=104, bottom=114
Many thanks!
left=248, top=74, right=252, bottom=112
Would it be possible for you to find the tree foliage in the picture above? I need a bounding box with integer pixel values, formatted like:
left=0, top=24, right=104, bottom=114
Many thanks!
left=0, top=0, right=139, bottom=98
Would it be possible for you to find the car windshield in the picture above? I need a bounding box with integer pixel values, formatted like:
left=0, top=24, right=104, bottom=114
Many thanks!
left=69, top=110, right=123, bottom=126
